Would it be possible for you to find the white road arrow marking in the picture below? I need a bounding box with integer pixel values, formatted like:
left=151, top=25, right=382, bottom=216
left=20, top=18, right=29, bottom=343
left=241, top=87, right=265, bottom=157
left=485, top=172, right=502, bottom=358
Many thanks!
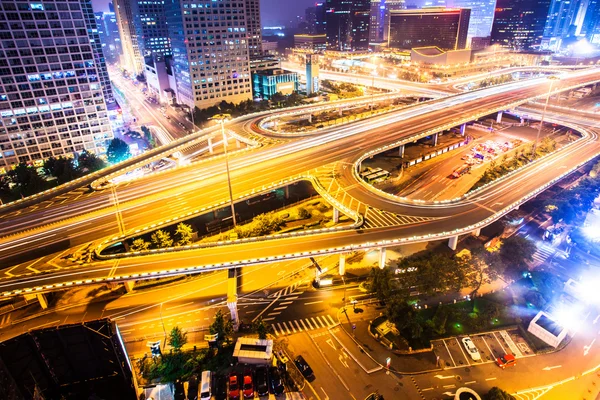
left=443, top=392, right=456, bottom=397
left=584, top=339, right=596, bottom=356
left=593, top=314, right=600, bottom=324
left=542, top=365, right=562, bottom=371
left=339, top=355, right=349, bottom=368
left=326, top=339, right=336, bottom=350
left=434, top=374, right=456, bottom=380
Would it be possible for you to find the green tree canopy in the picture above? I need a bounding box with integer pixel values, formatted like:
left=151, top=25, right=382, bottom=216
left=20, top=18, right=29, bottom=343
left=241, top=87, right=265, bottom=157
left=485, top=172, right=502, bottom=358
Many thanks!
left=167, top=326, right=188, bottom=352
left=483, top=387, right=516, bottom=400
left=107, top=138, right=131, bottom=164
left=499, top=235, right=535, bottom=277
left=151, top=229, right=173, bottom=248
left=8, top=163, right=48, bottom=197
left=367, top=267, right=396, bottom=302
left=130, top=238, right=150, bottom=252
left=78, top=150, right=107, bottom=173
left=209, top=310, right=234, bottom=344
left=43, top=156, right=77, bottom=184
left=175, top=223, right=194, bottom=246
left=253, top=317, right=268, bottom=340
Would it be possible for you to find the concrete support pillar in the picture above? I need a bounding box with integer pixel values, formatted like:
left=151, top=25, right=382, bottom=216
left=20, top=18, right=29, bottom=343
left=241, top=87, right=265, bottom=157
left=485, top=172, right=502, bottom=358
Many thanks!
left=460, top=124, right=466, bottom=136
left=36, top=293, right=48, bottom=309
left=333, top=208, right=340, bottom=223
left=339, top=107, right=343, bottom=117
left=448, top=235, right=458, bottom=251
left=207, top=136, right=214, bottom=154
left=379, top=248, right=387, bottom=269
left=123, top=280, right=135, bottom=293
left=285, top=185, right=290, bottom=199
left=473, top=228, right=481, bottom=237
left=432, top=132, right=438, bottom=147
left=227, top=268, right=239, bottom=331
left=308, top=114, right=312, bottom=123
left=496, top=111, right=503, bottom=123
left=339, top=253, right=346, bottom=276
left=399, top=144, right=405, bottom=158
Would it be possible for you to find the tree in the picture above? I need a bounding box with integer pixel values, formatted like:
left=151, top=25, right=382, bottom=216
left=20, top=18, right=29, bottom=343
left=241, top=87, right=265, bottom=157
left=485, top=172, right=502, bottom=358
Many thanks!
left=175, top=223, right=194, bottom=246
left=456, top=245, right=505, bottom=296
left=209, top=310, right=234, bottom=344
left=367, top=267, right=396, bottom=302
left=499, top=235, right=536, bottom=274
left=107, top=138, right=131, bottom=164
left=151, top=229, right=173, bottom=248
left=43, top=156, right=77, bottom=184
left=78, top=150, right=107, bottom=173
left=483, top=387, right=516, bottom=400
left=253, top=317, right=268, bottom=340
left=386, top=295, right=418, bottom=332
left=141, top=126, right=156, bottom=148
left=8, top=163, right=47, bottom=197
left=168, top=326, right=188, bottom=352
left=130, top=238, right=150, bottom=252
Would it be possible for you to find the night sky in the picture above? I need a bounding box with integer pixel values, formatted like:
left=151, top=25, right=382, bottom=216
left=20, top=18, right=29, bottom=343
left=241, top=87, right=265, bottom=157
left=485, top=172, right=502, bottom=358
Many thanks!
left=90, top=0, right=316, bottom=27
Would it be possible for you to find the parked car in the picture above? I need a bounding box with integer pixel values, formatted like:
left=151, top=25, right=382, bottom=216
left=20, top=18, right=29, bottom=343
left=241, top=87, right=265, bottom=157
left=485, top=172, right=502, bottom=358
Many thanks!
left=214, top=373, right=228, bottom=400
left=294, top=355, right=315, bottom=381
left=269, top=367, right=284, bottom=395
left=228, top=372, right=240, bottom=399
left=461, top=337, right=481, bottom=361
left=187, top=374, right=199, bottom=400
left=243, top=369, right=254, bottom=399
left=496, top=354, right=517, bottom=369
left=254, top=366, right=269, bottom=396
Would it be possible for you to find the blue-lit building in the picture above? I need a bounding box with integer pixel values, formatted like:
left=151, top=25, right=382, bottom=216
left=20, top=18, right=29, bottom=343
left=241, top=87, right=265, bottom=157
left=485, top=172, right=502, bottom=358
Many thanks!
left=491, top=0, right=552, bottom=50
left=252, top=69, right=299, bottom=100
left=448, top=0, right=497, bottom=41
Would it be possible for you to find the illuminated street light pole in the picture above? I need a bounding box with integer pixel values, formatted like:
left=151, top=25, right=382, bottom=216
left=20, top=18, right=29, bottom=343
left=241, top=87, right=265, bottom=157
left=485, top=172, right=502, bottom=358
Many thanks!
left=533, top=76, right=560, bottom=158
left=211, top=113, right=237, bottom=227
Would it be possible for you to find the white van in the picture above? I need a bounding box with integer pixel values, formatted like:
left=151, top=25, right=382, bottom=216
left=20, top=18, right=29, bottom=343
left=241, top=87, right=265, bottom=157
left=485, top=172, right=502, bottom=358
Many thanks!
left=200, top=370, right=212, bottom=400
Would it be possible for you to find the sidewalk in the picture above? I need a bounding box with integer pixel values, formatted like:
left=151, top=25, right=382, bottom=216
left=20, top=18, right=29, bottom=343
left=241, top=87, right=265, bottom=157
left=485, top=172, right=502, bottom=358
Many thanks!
left=337, top=305, right=439, bottom=374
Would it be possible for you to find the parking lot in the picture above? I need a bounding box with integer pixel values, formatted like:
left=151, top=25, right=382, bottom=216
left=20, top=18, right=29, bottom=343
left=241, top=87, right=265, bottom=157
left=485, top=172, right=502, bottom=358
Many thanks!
left=432, top=329, right=535, bottom=369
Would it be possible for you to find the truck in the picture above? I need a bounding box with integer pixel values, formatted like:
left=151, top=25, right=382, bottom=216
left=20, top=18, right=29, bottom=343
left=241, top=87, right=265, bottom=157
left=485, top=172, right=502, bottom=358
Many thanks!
left=451, top=165, right=471, bottom=179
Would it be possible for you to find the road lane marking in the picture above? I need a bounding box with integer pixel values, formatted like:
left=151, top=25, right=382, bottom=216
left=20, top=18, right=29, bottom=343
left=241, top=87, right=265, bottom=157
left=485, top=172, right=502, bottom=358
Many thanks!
left=165, top=302, right=194, bottom=311
left=465, top=381, right=476, bottom=385
left=421, top=388, right=434, bottom=392
left=282, top=321, right=292, bottom=334
left=304, top=301, right=323, bottom=305
left=294, top=320, right=302, bottom=331
left=492, top=332, right=508, bottom=354
left=280, top=301, right=293, bottom=305
left=482, top=335, right=496, bottom=359
left=443, top=385, right=456, bottom=389
left=267, top=312, right=281, bottom=316
left=300, top=319, right=310, bottom=330
left=273, top=306, right=288, bottom=311
left=326, top=315, right=336, bottom=325
left=305, top=318, right=315, bottom=330
left=443, top=340, right=457, bottom=367
left=486, top=377, right=497, bottom=381
left=316, top=316, right=327, bottom=328
left=263, top=317, right=275, bottom=321
left=310, top=317, right=320, bottom=329
left=320, top=387, right=329, bottom=400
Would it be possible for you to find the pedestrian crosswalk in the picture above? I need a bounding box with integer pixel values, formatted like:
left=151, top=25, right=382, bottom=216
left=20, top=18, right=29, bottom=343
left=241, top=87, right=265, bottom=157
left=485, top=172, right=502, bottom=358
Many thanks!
left=268, top=281, right=304, bottom=299
left=363, top=207, right=432, bottom=229
left=0, top=313, right=11, bottom=327
left=269, top=314, right=337, bottom=336
left=514, top=387, right=553, bottom=400
left=531, top=242, right=556, bottom=266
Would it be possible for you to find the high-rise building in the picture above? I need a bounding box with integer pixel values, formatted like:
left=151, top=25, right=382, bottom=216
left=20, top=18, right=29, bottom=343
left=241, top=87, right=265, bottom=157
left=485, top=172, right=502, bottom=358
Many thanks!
left=246, top=0, right=263, bottom=57
left=388, top=8, right=471, bottom=50
left=543, top=0, right=581, bottom=47
left=369, top=0, right=386, bottom=42
left=0, top=0, right=114, bottom=168
left=447, top=0, right=497, bottom=41
left=95, top=12, right=122, bottom=62
left=165, top=0, right=252, bottom=111
left=491, top=0, right=552, bottom=50
left=325, top=0, right=371, bottom=51
left=113, top=0, right=143, bottom=75
left=383, top=0, right=406, bottom=42
left=583, top=0, right=600, bottom=42
left=306, top=54, right=319, bottom=95
left=113, top=0, right=170, bottom=74
left=315, top=2, right=327, bottom=34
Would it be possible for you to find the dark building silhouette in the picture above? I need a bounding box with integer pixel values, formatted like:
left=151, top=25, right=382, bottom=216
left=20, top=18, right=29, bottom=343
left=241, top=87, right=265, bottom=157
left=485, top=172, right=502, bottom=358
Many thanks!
left=491, top=0, right=552, bottom=50
left=325, top=0, right=371, bottom=50
left=388, top=8, right=471, bottom=50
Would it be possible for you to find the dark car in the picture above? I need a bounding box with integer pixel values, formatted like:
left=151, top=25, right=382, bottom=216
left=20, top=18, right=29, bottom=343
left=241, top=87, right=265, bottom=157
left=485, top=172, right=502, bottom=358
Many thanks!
left=294, top=355, right=315, bottom=381
left=254, top=366, right=269, bottom=397
left=187, top=375, right=199, bottom=400
left=214, top=373, right=228, bottom=400
left=269, top=367, right=284, bottom=395
left=229, top=372, right=240, bottom=399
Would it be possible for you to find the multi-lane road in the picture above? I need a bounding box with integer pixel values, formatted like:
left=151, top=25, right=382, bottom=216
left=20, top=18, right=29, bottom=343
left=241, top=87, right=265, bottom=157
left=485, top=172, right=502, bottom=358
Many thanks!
left=0, top=68, right=599, bottom=296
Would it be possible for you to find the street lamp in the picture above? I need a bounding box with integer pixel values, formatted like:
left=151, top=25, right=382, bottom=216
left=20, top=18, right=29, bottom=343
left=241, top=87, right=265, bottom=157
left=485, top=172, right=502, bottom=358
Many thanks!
left=210, top=113, right=236, bottom=227
left=532, top=75, right=561, bottom=158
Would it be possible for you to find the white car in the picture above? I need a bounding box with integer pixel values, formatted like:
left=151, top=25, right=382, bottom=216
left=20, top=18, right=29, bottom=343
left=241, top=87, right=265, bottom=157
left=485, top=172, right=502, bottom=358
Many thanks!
left=461, top=337, right=481, bottom=361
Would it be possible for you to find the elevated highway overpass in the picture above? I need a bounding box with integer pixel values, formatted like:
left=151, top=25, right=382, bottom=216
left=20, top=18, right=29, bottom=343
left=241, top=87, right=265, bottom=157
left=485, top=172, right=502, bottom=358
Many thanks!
left=0, top=68, right=600, bottom=298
